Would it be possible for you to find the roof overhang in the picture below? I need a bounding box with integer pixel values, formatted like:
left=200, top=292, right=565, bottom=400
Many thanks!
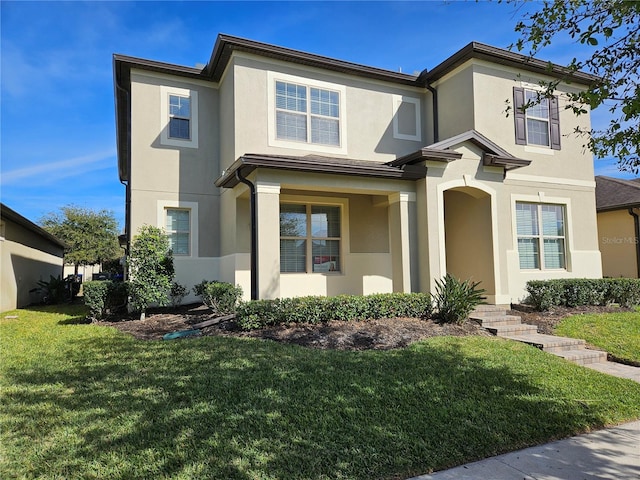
left=420, top=42, right=598, bottom=86
left=215, top=153, right=426, bottom=188
left=0, top=203, right=67, bottom=249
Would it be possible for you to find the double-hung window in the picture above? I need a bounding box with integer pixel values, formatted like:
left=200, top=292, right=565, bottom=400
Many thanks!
left=160, top=86, right=198, bottom=148
left=168, top=95, right=191, bottom=140
left=513, top=87, right=561, bottom=150
left=166, top=208, right=190, bottom=256
left=280, top=204, right=341, bottom=273
left=275, top=81, right=341, bottom=146
left=516, top=202, right=566, bottom=270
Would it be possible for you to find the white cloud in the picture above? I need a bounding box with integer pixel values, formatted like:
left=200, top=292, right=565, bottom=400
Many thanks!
left=1, top=149, right=116, bottom=186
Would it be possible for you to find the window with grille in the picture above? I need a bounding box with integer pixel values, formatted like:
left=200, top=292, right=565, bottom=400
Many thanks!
left=166, top=208, right=190, bottom=256
left=168, top=95, right=191, bottom=140
left=516, top=202, right=566, bottom=270
left=280, top=204, right=341, bottom=273
left=275, top=81, right=340, bottom=146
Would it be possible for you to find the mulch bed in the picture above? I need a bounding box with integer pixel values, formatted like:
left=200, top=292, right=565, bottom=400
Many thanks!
left=95, top=303, right=631, bottom=350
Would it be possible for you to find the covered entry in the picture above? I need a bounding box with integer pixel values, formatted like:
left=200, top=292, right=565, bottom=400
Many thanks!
left=443, top=186, right=495, bottom=298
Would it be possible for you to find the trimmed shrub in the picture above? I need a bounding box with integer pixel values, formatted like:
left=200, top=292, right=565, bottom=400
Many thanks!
left=604, top=278, right=640, bottom=307
left=193, top=280, right=242, bottom=315
left=169, top=282, right=188, bottom=308
left=432, top=274, right=486, bottom=324
left=83, top=280, right=129, bottom=320
left=236, top=299, right=282, bottom=330
left=562, top=278, right=608, bottom=307
left=525, top=278, right=640, bottom=310
left=525, top=280, right=565, bottom=311
left=235, top=292, right=433, bottom=330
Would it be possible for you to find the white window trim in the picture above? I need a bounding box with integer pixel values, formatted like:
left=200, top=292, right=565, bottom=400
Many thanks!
left=157, top=200, right=199, bottom=258
left=279, top=194, right=349, bottom=275
left=392, top=95, right=422, bottom=142
left=160, top=86, right=199, bottom=149
left=511, top=193, right=572, bottom=271
left=267, top=71, right=348, bottom=155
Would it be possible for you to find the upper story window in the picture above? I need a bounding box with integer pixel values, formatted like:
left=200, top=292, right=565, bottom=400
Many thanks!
left=268, top=72, right=348, bottom=155
left=168, top=95, right=191, bottom=140
left=516, top=202, right=566, bottom=270
left=513, top=87, right=560, bottom=150
left=160, top=86, right=199, bottom=149
left=275, top=81, right=340, bottom=146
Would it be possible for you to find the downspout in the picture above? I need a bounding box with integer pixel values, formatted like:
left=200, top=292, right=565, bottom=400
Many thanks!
left=115, top=79, right=132, bottom=280
left=236, top=168, right=258, bottom=300
left=629, top=208, right=640, bottom=278
left=426, top=82, right=439, bottom=143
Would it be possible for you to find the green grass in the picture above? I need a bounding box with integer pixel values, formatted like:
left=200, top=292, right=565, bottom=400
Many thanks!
left=2, top=305, right=640, bottom=480
left=555, top=309, right=640, bottom=366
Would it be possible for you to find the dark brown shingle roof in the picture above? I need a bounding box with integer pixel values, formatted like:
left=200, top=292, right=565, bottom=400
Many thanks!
left=595, top=176, right=640, bottom=211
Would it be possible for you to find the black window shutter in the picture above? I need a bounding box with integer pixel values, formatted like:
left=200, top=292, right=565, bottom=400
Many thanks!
left=549, top=95, right=561, bottom=150
left=513, top=87, right=526, bottom=145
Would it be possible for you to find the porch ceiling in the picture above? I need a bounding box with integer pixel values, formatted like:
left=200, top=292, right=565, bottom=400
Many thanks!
left=215, top=153, right=427, bottom=188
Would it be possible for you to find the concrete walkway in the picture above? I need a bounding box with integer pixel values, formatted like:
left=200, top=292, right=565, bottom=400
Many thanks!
left=409, top=362, right=640, bottom=480
left=410, top=420, right=640, bottom=479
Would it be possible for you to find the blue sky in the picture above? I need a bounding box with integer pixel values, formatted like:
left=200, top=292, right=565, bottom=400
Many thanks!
left=1, top=1, right=632, bottom=230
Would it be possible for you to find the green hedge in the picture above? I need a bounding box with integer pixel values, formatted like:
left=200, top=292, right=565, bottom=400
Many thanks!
left=525, top=278, right=640, bottom=311
left=236, top=292, right=433, bottom=330
left=83, top=281, right=129, bottom=320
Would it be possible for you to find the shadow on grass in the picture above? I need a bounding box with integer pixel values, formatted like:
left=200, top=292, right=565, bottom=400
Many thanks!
left=3, top=331, right=639, bottom=480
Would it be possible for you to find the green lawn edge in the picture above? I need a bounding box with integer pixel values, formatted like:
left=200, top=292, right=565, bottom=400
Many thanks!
left=555, top=309, right=640, bottom=366
left=2, top=305, right=640, bottom=480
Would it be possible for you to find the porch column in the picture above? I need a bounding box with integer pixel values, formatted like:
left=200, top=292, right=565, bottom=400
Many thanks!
left=255, top=181, right=281, bottom=299
left=389, top=192, right=417, bottom=292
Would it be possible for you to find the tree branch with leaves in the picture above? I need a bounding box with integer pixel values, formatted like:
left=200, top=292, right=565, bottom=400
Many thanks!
left=511, top=0, right=640, bottom=172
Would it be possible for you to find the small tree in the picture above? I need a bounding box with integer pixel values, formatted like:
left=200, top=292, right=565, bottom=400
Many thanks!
left=128, top=225, right=174, bottom=319
left=40, top=205, right=120, bottom=274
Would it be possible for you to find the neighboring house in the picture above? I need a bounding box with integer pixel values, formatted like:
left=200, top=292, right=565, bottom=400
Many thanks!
left=114, top=34, right=602, bottom=305
left=595, top=176, right=640, bottom=278
left=0, top=204, right=65, bottom=312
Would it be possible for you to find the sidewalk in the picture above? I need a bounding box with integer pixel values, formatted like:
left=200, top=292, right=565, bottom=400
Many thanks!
left=410, top=362, right=640, bottom=479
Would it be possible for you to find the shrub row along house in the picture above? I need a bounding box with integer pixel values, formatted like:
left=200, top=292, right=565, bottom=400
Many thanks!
left=113, top=34, right=602, bottom=304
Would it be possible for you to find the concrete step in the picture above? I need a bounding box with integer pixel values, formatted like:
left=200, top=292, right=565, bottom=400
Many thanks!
left=471, top=314, right=523, bottom=326
left=502, top=333, right=585, bottom=353
left=553, top=349, right=608, bottom=365
left=471, top=306, right=508, bottom=316
left=485, top=324, right=538, bottom=336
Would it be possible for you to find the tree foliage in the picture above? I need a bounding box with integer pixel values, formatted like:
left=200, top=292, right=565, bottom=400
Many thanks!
left=511, top=0, right=640, bottom=171
left=40, top=205, right=120, bottom=271
left=127, top=225, right=175, bottom=318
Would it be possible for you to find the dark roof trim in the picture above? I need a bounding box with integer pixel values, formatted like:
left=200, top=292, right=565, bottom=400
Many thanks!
left=206, top=34, right=419, bottom=85
left=483, top=154, right=531, bottom=170
left=0, top=203, right=67, bottom=249
left=429, top=130, right=516, bottom=157
left=421, top=42, right=597, bottom=86
left=112, top=53, right=204, bottom=79
left=215, top=153, right=426, bottom=188
left=388, top=147, right=462, bottom=167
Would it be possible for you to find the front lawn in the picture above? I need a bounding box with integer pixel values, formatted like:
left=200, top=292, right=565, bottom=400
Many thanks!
left=2, top=305, right=640, bottom=480
left=555, top=309, right=640, bottom=366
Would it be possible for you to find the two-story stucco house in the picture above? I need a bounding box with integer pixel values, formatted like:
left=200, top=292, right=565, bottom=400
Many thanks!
left=113, top=34, right=602, bottom=304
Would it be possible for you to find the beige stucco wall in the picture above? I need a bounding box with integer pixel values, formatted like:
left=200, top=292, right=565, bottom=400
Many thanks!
left=128, top=70, right=222, bottom=299
left=225, top=53, right=427, bottom=171
left=125, top=51, right=602, bottom=304
left=1, top=219, right=64, bottom=311
left=597, top=209, right=638, bottom=278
